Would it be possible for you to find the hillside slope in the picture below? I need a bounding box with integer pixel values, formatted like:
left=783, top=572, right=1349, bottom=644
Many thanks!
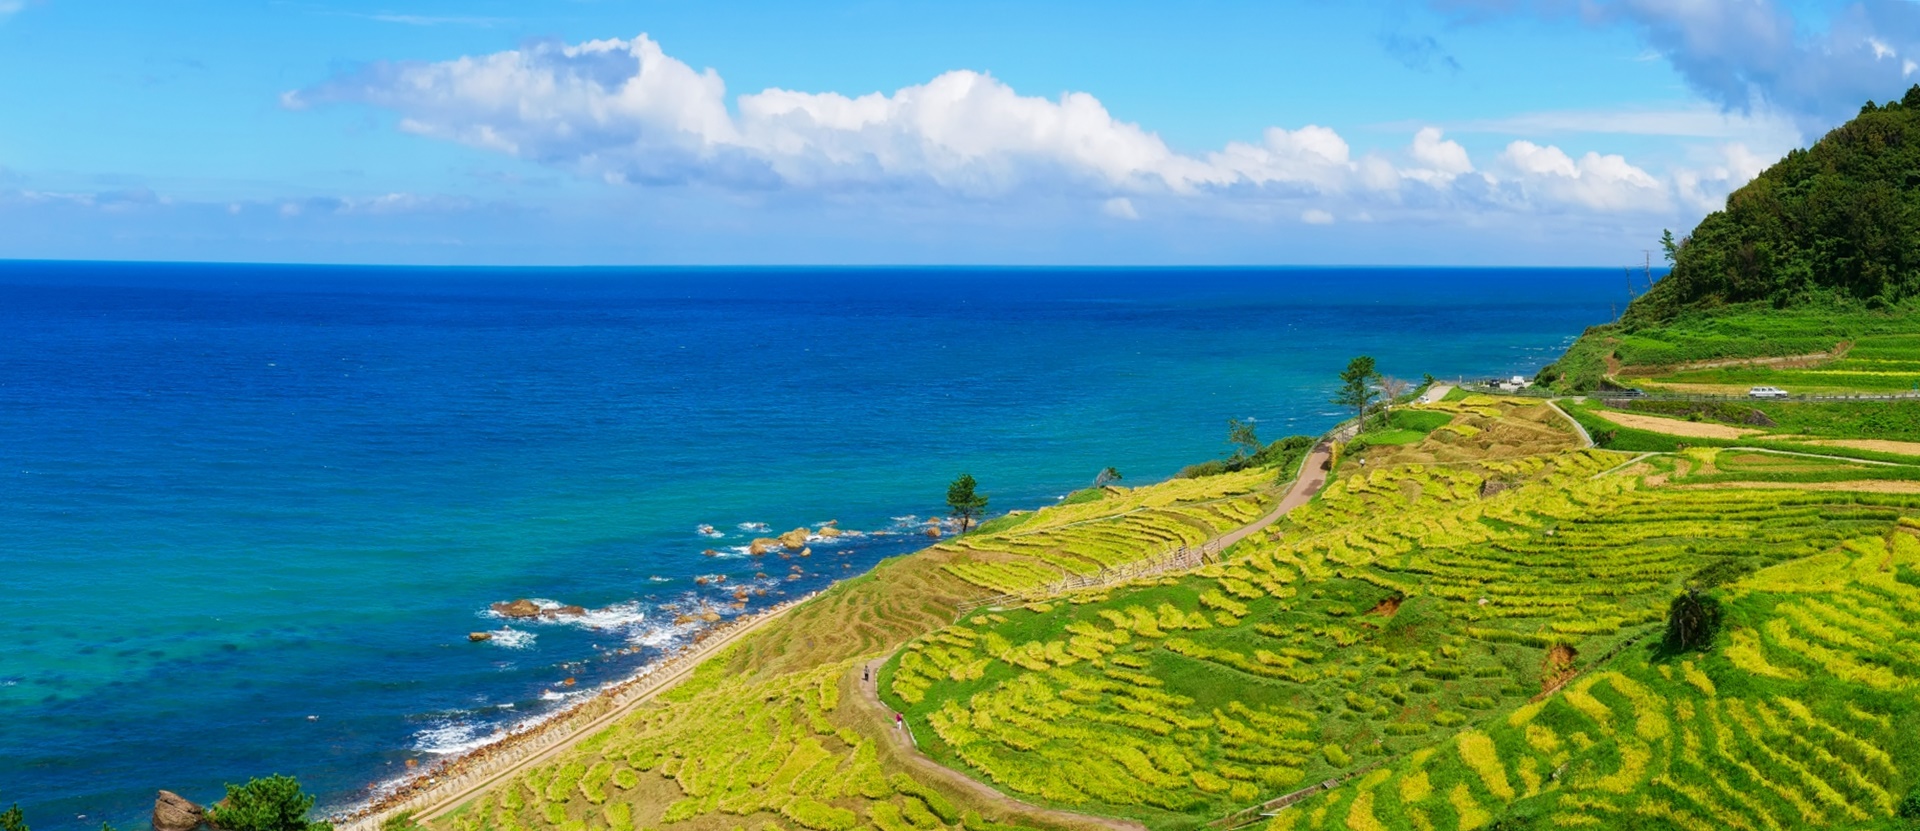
left=1541, top=85, right=1920, bottom=391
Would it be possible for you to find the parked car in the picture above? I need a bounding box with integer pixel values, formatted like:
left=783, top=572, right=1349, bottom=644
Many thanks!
left=1748, top=386, right=1790, bottom=399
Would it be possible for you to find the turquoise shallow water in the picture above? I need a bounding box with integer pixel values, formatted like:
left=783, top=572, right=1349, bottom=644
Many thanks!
left=0, top=264, right=1621, bottom=829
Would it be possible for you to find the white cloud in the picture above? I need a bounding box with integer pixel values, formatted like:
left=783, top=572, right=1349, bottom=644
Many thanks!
left=1404, top=127, right=1474, bottom=183
left=1301, top=209, right=1335, bottom=225
left=1432, top=0, right=1920, bottom=135
left=0, top=1, right=24, bottom=22
left=1435, top=103, right=1803, bottom=142
left=291, top=33, right=1724, bottom=224
left=1671, top=142, right=1772, bottom=213
left=1101, top=197, right=1139, bottom=220
left=1496, top=141, right=1668, bottom=212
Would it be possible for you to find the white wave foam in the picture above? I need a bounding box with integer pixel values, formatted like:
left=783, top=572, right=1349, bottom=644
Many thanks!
left=648, top=575, right=671, bottom=582
left=738, top=522, right=770, bottom=532
left=412, top=720, right=506, bottom=756
left=570, top=601, right=648, bottom=631
left=486, top=628, right=536, bottom=649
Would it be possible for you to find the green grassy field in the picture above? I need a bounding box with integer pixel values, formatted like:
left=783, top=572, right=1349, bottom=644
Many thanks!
left=1541, top=304, right=1920, bottom=393
left=421, top=337, right=1920, bottom=831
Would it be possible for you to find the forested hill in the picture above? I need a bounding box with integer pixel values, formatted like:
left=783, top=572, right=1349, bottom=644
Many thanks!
left=1630, top=85, right=1920, bottom=322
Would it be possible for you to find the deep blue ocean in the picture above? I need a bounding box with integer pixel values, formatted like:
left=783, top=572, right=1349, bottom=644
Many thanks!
left=1, top=263, right=1623, bottom=829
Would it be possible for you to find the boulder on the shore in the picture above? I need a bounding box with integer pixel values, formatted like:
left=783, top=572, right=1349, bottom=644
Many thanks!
left=924, top=526, right=942, bottom=538
left=468, top=632, right=493, bottom=643
left=779, top=528, right=811, bottom=550
left=153, top=790, right=206, bottom=831
left=749, top=538, right=780, bottom=556
left=491, top=598, right=542, bottom=619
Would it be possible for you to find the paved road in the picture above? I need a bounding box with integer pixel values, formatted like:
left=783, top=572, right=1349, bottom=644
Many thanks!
left=1418, top=384, right=1455, bottom=404
left=1214, top=443, right=1332, bottom=550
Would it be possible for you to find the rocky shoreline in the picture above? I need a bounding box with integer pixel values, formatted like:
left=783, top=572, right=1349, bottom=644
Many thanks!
left=319, top=593, right=817, bottom=830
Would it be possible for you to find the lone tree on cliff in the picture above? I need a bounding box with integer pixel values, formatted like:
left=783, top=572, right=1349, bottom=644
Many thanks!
left=1228, top=418, right=1261, bottom=461
left=1333, top=356, right=1380, bottom=429
left=946, top=473, right=989, bottom=534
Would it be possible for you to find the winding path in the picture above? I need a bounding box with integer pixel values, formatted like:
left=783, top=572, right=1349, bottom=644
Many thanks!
left=849, top=663, right=1149, bottom=831
left=856, top=444, right=1337, bottom=831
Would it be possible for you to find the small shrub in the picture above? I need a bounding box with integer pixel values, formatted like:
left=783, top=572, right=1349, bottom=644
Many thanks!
left=1663, top=589, right=1722, bottom=654
left=1898, top=787, right=1920, bottom=821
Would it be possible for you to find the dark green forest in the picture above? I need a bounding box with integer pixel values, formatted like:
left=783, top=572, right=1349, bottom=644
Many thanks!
left=1631, top=85, right=1920, bottom=322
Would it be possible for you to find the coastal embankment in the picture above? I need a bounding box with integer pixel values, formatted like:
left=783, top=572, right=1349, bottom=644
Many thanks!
left=332, top=593, right=816, bottom=831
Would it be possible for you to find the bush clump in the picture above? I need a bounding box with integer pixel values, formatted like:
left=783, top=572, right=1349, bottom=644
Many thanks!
left=208, top=776, right=332, bottom=831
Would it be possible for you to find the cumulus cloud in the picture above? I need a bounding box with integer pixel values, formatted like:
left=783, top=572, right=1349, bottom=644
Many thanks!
left=1432, top=0, right=1920, bottom=135
left=1301, top=209, right=1336, bottom=225
left=289, top=33, right=1727, bottom=222
left=1496, top=141, right=1668, bottom=212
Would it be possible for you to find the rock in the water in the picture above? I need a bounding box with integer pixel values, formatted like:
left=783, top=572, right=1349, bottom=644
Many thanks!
left=924, top=526, right=942, bottom=538
left=153, top=790, right=206, bottom=831
left=779, top=528, right=811, bottom=550
left=818, top=526, right=843, bottom=538
left=750, top=537, right=779, bottom=556
left=491, top=599, right=542, bottom=619
left=550, top=605, right=586, bottom=617
left=468, top=632, right=493, bottom=642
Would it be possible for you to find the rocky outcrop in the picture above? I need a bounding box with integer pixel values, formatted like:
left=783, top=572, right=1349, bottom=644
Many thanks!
left=468, top=632, right=493, bottom=642
left=490, top=599, right=584, bottom=619
left=818, top=526, right=843, bottom=538
left=779, top=528, right=812, bottom=550
left=153, top=791, right=206, bottom=831
left=491, top=599, right=542, bottom=619
left=750, top=538, right=779, bottom=556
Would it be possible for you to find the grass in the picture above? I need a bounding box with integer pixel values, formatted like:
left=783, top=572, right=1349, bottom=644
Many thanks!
left=423, top=362, right=1920, bottom=831
left=1542, top=302, right=1920, bottom=392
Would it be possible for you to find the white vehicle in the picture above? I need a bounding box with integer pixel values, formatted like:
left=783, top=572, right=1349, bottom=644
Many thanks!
left=1748, top=386, right=1790, bottom=399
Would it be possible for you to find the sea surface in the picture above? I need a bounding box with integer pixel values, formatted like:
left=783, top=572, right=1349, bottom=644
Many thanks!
left=1, top=263, right=1623, bottom=830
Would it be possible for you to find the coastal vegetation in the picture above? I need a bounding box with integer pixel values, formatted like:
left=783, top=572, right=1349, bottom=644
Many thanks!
left=208, top=777, right=333, bottom=831
left=1540, top=88, right=1920, bottom=393
left=948, top=475, right=990, bottom=535
left=362, top=91, right=1920, bottom=831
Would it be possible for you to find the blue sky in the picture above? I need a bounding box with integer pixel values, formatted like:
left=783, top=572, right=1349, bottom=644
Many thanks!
left=0, top=0, right=1909, bottom=265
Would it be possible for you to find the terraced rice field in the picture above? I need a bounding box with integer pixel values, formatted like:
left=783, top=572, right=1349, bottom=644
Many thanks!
left=1639, top=333, right=1920, bottom=392
left=428, top=459, right=1302, bottom=831
left=938, top=469, right=1280, bottom=596
left=1278, top=532, right=1920, bottom=830
left=886, top=445, right=1920, bottom=828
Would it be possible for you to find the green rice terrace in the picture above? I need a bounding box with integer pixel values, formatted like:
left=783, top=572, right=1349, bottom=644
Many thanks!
left=406, top=98, right=1920, bottom=831
left=413, top=381, right=1920, bottom=831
